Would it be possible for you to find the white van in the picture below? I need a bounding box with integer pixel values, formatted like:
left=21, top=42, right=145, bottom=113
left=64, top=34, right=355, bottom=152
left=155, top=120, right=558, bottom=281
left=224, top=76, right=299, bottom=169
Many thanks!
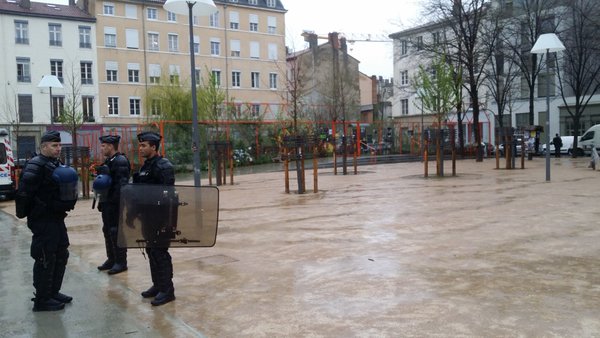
left=579, top=124, right=600, bottom=155
left=0, top=128, right=16, bottom=199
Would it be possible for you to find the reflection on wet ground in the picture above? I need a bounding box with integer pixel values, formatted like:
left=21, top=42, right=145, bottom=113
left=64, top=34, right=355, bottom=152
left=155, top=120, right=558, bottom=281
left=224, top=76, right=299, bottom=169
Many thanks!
left=1, top=156, right=600, bottom=336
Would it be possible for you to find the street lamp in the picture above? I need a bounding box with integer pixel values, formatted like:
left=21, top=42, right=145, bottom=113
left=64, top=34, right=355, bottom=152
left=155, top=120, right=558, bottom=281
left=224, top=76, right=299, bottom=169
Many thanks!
left=531, top=33, right=565, bottom=182
left=163, top=0, right=217, bottom=187
left=37, top=75, right=63, bottom=125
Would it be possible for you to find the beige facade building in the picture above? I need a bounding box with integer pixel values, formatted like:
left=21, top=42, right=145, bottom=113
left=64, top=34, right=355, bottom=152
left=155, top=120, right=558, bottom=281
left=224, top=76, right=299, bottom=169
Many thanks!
left=87, top=0, right=287, bottom=125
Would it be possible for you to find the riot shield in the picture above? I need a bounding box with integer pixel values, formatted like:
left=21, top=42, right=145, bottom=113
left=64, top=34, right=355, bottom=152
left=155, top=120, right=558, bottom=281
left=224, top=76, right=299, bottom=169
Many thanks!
left=117, top=184, right=219, bottom=248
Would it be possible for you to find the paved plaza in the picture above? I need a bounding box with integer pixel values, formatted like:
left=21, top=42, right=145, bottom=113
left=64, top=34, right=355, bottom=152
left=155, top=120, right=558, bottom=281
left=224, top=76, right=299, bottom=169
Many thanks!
left=1, top=156, right=599, bottom=337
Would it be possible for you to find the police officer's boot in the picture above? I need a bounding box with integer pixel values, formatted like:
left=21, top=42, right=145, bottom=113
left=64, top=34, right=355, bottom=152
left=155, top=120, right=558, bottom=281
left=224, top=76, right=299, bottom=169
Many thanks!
left=151, top=287, right=175, bottom=306
left=108, top=230, right=128, bottom=275
left=142, top=249, right=160, bottom=298
left=97, top=235, right=114, bottom=271
left=33, top=256, right=65, bottom=312
left=51, top=248, right=72, bottom=303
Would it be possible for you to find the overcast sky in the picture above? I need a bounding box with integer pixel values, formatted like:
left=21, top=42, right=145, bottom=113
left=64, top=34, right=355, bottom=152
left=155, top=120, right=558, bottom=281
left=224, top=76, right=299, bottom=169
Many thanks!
left=284, top=0, right=423, bottom=79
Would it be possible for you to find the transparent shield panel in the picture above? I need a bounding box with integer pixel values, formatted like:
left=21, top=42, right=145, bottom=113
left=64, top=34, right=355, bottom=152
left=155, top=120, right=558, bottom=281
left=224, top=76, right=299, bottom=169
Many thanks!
left=118, top=184, right=219, bottom=248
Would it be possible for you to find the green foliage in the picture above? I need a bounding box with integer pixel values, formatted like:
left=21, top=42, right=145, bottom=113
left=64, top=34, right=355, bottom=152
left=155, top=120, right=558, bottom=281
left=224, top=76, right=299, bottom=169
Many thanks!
left=413, top=54, right=460, bottom=125
left=144, top=74, right=193, bottom=121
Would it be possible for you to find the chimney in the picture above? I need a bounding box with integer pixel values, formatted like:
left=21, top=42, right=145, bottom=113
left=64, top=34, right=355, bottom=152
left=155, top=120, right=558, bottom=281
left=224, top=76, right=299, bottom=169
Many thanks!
left=19, top=0, right=31, bottom=9
left=329, top=32, right=340, bottom=49
left=302, top=31, right=319, bottom=50
left=340, top=37, right=347, bottom=53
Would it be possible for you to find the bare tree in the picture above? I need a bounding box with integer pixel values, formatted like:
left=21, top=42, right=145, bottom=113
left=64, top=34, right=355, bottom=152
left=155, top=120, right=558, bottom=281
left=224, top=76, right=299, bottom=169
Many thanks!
left=58, top=63, right=86, bottom=166
left=422, top=0, right=496, bottom=162
left=556, top=0, right=600, bottom=157
left=501, top=0, right=562, bottom=133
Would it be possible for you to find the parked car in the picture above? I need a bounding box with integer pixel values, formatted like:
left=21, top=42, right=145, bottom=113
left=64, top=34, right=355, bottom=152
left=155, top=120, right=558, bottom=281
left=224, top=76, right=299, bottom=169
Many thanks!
left=578, top=124, right=600, bottom=155
left=495, top=138, right=523, bottom=156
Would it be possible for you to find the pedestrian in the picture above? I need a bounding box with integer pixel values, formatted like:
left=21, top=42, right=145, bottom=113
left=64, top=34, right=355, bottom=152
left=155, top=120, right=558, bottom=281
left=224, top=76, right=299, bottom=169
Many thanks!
left=95, top=135, right=131, bottom=275
left=14, top=130, right=78, bottom=311
left=129, top=131, right=176, bottom=306
left=553, top=134, right=563, bottom=158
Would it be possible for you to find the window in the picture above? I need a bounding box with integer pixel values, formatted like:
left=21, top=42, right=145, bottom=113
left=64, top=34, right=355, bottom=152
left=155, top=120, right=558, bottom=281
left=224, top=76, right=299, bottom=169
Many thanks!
left=82, top=96, right=94, bottom=122
left=251, top=72, right=259, bottom=88
left=50, top=59, right=63, bottom=83
left=51, top=96, right=64, bottom=122
left=129, top=98, right=141, bottom=115
left=104, top=27, right=116, bottom=47
left=15, top=20, right=28, bottom=44
left=193, top=36, right=199, bottom=54
left=108, top=97, right=119, bottom=115
left=415, top=36, right=423, bottom=50
left=266, top=0, right=276, bottom=7
left=48, top=23, right=62, bottom=46
left=537, top=72, right=556, bottom=97
left=250, top=41, right=259, bottom=58
left=79, top=26, right=92, bottom=48
left=230, top=40, right=241, bottom=57
left=211, top=38, right=220, bottom=56
left=232, top=71, right=241, bottom=87
left=147, top=7, right=157, bottom=20
left=515, top=112, right=528, bottom=128
left=151, top=99, right=161, bottom=115
left=169, top=64, right=180, bottom=84
left=209, top=12, right=219, bottom=27
left=168, top=34, right=179, bottom=52
left=249, top=14, right=258, bottom=32
left=400, top=71, right=409, bottom=86
left=269, top=73, right=277, bottom=89
left=16, top=57, right=31, bottom=83
left=125, top=4, right=137, bottom=18
left=268, top=43, right=277, bottom=60
left=128, top=63, right=140, bottom=82
left=105, top=61, right=118, bottom=82
left=103, top=2, right=114, bottom=15
left=249, top=0, right=257, bottom=4
left=401, top=40, right=408, bottom=55
left=195, top=68, right=201, bottom=84
left=148, top=32, right=159, bottom=51
left=229, top=11, right=239, bottom=29
left=126, top=29, right=139, bottom=49
left=149, top=64, right=161, bottom=83
left=167, top=11, right=176, bottom=22
left=212, top=70, right=221, bottom=86
left=251, top=104, right=260, bottom=117
left=401, top=99, right=409, bottom=115
left=81, top=61, right=93, bottom=84
left=433, top=31, right=441, bottom=45
left=18, top=95, right=33, bottom=123
left=267, top=16, right=276, bottom=34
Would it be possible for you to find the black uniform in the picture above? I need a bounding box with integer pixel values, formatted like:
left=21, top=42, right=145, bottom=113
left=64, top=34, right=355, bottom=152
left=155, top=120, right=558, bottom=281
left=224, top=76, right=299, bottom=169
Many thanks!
left=98, top=152, right=130, bottom=273
left=553, top=135, right=563, bottom=158
left=132, top=154, right=176, bottom=304
left=15, top=152, right=77, bottom=311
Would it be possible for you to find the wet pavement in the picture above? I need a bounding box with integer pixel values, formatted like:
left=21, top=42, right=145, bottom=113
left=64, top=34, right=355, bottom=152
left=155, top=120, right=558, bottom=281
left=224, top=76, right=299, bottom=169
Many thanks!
left=1, top=156, right=600, bottom=337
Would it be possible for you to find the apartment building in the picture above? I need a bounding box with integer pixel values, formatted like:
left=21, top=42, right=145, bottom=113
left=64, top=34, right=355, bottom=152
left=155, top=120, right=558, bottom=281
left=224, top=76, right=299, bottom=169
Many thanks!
left=89, top=0, right=287, bottom=124
left=0, top=0, right=97, bottom=158
left=287, top=32, right=361, bottom=122
left=390, top=0, right=600, bottom=144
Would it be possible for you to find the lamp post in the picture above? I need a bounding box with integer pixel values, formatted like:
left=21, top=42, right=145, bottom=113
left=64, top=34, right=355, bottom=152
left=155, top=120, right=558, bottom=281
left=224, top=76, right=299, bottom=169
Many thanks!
left=163, top=0, right=217, bottom=187
left=531, top=33, right=565, bottom=182
left=37, top=75, right=63, bottom=125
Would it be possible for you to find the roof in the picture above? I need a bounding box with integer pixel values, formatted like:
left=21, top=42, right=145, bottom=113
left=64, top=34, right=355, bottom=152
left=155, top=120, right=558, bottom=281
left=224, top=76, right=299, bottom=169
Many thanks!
left=0, top=0, right=95, bottom=22
left=213, top=0, right=286, bottom=12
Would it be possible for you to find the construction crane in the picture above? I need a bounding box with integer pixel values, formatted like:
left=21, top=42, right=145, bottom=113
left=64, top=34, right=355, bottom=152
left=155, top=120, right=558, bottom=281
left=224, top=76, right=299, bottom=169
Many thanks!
left=301, top=30, right=392, bottom=44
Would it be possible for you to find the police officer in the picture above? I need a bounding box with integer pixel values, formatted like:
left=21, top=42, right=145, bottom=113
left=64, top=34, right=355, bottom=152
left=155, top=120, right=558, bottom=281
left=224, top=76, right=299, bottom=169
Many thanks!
left=131, top=131, right=176, bottom=306
left=96, top=135, right=131, bottom=275
left=15, top=131, right=78, bottom=311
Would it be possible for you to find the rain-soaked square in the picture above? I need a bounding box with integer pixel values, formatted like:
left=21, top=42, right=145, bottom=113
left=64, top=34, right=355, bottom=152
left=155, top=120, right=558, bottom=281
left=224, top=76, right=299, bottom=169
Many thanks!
left=1, top=157, right=599, bottom=337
